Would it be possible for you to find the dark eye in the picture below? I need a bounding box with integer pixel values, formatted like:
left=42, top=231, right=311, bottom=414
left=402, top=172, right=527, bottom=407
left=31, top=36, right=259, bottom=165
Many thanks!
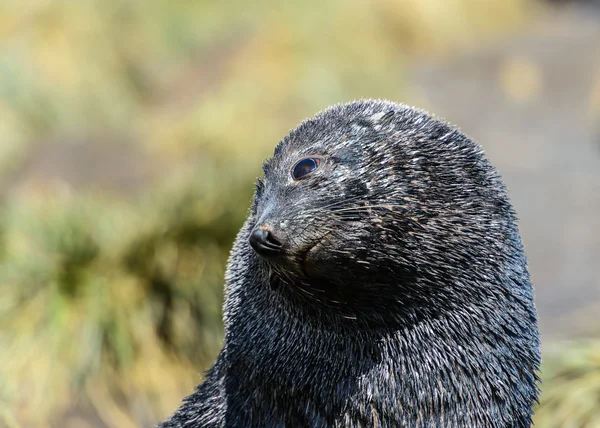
left=291, top=157, right=321, bottom=180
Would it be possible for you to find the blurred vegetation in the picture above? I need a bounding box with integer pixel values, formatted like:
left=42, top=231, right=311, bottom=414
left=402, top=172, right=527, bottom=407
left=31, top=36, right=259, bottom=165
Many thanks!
left=534, top=341, right=600, bottom=427
left=0, top=0, right=597, bottom=427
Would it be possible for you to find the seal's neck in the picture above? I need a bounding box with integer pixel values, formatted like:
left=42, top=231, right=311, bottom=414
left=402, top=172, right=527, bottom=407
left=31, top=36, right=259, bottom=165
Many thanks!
left=221, top=254, right=539, bottom=426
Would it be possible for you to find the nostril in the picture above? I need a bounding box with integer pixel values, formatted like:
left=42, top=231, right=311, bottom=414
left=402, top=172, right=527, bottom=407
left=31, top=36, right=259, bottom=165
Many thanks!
left=249, top=227, right=283, bottom=258
left=264, top=230, right=282, bottom=247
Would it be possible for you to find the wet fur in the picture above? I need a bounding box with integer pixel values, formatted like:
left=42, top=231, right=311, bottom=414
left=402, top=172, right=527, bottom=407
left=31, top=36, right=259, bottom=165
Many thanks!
left=159, top=100, right=540, bottom=427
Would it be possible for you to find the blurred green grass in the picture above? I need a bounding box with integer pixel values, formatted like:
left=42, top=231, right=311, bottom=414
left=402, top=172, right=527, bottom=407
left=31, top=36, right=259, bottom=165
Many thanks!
left=0, top=0, right=598, bottom=426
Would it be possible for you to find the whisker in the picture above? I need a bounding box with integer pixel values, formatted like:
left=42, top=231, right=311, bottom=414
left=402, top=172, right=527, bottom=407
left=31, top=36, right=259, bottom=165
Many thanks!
left=297, top=195, right=367, bottom=216
left=329, top=204, right=407, bottom=213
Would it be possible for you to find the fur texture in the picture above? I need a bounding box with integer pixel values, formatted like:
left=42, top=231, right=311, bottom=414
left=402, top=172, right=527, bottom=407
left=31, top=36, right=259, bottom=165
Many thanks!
left=159, top=100, right=541, bottom=427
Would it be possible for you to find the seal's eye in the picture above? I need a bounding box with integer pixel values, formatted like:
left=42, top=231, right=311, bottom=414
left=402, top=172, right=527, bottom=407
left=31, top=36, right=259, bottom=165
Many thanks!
left=292, top=157, right=321, bottom=180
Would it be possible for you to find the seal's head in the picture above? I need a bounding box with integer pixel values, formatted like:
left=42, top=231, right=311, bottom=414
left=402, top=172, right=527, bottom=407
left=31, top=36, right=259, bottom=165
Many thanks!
left=248, top=100, right=521, bottom=323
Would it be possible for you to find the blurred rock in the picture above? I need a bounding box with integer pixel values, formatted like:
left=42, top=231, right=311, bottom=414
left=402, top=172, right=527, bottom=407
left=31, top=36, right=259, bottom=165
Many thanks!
left=410, top=5, right=600, bottom=341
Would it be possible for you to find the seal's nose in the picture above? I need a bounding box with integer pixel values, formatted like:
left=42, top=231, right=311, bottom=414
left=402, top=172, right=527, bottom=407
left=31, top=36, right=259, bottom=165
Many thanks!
left=249, top=227, right=283, bottom=258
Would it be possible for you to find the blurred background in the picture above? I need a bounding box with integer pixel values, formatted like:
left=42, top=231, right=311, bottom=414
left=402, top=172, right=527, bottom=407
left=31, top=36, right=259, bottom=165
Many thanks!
left=0, top=0, right=598, bottom=427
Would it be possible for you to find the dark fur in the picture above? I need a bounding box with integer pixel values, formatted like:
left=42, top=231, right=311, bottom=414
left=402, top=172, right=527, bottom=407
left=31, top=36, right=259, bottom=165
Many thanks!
left=159, top=100, right=540, bottom=427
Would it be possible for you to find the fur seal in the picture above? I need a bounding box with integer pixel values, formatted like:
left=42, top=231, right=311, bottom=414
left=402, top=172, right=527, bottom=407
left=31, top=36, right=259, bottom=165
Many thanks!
left=159, top=100, right=540, bottom=427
